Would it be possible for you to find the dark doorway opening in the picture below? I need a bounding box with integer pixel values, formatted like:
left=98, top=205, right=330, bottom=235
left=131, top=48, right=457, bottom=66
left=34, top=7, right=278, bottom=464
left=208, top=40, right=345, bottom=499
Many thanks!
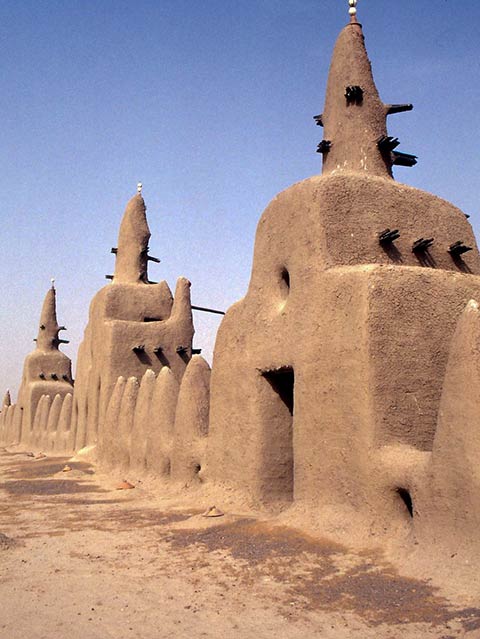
left=260, top=367, right=294, bottom=505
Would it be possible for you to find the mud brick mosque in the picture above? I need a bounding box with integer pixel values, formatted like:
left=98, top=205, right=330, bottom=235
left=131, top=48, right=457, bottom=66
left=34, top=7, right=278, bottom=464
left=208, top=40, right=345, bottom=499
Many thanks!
left=2, top=1, right=480, bottom=556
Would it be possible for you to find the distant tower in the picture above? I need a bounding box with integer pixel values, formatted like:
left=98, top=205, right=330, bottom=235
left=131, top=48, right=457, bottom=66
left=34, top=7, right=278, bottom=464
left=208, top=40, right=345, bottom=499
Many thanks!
left=17, top=284, right=73, bottom=442
left=72, top=189, right=194, bottom=450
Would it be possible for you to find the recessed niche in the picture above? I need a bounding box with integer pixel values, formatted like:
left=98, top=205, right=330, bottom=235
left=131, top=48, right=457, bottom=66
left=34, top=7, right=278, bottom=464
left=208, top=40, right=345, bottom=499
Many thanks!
left=278, top=267, right=290, bottom=306
left=396, top=487, right=414, bottom=518
left=259, top=367, right=295, bottom=504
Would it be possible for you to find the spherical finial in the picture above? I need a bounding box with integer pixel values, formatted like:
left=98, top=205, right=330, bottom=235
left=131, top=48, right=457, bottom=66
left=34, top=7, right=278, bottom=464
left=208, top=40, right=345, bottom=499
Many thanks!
left=348, top=0, right=357, bottom=20
left=50, top=277, right=55, bottom=289
left=137, top=182, right=143, bottom=195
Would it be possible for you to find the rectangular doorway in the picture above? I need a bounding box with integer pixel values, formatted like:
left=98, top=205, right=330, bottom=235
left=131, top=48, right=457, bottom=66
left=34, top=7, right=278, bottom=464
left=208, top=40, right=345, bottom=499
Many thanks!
left=260, top=367, right=294, bottom=505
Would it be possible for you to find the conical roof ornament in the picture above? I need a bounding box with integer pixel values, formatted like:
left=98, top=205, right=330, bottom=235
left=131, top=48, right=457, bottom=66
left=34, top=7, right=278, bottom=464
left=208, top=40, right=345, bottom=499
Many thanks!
left=316, top=1, right=416, bottom=177
left=35, top=285, right=65, bottom=351
left=113, top=187, right=151, bottom=284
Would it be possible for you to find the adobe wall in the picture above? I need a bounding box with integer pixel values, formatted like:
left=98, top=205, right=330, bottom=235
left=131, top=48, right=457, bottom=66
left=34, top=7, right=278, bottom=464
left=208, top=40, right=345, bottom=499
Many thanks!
left=72, top=194, right=194, bottom=451
left=206, top=172, right=480, bottom=526
left=13, top=286, right=74, bottom=446
left=94, top=356, right=210, bottom=478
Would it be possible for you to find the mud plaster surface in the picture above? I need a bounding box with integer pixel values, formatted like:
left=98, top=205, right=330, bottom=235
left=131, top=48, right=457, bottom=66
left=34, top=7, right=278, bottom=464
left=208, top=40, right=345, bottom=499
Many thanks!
left=0, top=448, right=479, bottom=639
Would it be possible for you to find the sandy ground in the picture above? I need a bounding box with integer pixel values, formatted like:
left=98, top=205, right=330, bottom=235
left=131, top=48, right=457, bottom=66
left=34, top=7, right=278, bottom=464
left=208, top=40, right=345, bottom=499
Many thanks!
left=0, top=449, right=479, bottom=639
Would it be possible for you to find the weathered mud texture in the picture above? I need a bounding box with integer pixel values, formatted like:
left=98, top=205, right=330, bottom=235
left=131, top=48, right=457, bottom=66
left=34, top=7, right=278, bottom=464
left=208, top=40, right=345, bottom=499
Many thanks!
left=72, top=194, right=194, bottom=453
left=425, top=300, right=480, bottom=546
left=1, top=11, right=480, bottom=571
left=96, top=376, right=126, bottom=469
left=171, top=355, right=211, bottom=484
left=206, top=19, right=480, bottom=554
left=144, top=366, right=179, bottom=475
left=53, top=392, right=74, bottom=453
left=129, top=369, right=157, bottom=473
left=2, top=286, right=74, bottom=448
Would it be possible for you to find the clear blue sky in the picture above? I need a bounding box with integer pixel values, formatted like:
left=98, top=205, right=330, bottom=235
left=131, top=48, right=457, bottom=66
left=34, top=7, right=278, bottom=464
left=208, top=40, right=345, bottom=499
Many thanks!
left=1, top=0, right=479, bottom=397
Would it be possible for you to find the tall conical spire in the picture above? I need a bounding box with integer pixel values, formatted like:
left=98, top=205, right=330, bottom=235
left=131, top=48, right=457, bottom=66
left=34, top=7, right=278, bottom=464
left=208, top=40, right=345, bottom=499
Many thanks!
left=113, top=193, right=151, bottom=284
left=35, top=284, right=67, bottom=351
left=317, top=6, right=414, bottom=178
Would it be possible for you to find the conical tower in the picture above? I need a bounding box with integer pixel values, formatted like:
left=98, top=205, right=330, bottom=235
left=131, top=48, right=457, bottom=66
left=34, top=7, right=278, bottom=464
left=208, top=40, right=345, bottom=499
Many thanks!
left=35, top=284, right=69, bottom=351
left=207, top=1, right=480, bottom=546
left=16, top=284, right=73, bottom=441
left=73, top=187, right=194, bottom=450
left=113, top=194, right=151, bottom=284
left=317, top=2, right=415, bottom=177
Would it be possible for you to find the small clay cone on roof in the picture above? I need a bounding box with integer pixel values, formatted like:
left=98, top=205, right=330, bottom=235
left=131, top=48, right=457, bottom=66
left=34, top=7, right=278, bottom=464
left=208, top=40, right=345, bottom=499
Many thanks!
left=36, top=285, right=66, bottom=352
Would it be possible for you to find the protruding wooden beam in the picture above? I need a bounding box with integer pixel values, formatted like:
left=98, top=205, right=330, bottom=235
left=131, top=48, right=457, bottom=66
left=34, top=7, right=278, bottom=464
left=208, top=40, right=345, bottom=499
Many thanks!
left=386, top=103, right=413, bottom=115
left=345, top=85, right=363, bottom=105
left=379, top=229, right=400, bottom=244
left=316, top=140, right=332, bottom=154
left=377, top=135, right=400, bottom=152
left=132, top=345, right=145, bottom=353
left=191, top=305, right=225, bottom=316
left=449, top=241, right=473, bottom=257
left=392, top=151, right=417, bottom=167
left=412, top=238, right=434, bottom=253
